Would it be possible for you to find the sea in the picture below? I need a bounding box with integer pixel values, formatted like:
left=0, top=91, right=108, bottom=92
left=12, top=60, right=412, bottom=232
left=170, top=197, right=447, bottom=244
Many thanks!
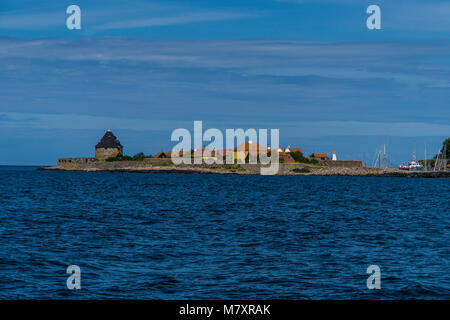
left=0, top=166, right=448, bottom=299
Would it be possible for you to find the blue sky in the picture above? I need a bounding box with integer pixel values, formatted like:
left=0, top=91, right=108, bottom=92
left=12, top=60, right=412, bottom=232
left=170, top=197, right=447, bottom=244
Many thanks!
left=0, top=0, right=449, bottom=165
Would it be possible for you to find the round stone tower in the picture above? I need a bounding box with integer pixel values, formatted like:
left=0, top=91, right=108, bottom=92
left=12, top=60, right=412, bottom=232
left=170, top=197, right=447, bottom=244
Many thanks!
left=95, top=129, right=123, bottom=160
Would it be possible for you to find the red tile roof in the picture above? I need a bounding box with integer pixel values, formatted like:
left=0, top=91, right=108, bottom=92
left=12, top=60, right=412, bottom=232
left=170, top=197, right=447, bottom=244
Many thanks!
left=310, top=153, right=328, bottom=160
left=154, top=151, right=171, bottom=158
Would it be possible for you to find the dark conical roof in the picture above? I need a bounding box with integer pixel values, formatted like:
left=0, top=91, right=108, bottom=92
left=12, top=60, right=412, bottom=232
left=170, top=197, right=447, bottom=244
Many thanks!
left=95, top=130, right=123, bottom=149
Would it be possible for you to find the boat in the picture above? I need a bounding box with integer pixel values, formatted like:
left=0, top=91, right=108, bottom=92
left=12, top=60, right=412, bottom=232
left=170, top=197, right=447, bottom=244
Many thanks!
left=408, top=160, right=424, bottom=171
left=409, top=151, right=423, bottom=171
left=399, top=151, right=424, bottom=171
left=398, top=163, right=409, bottom=170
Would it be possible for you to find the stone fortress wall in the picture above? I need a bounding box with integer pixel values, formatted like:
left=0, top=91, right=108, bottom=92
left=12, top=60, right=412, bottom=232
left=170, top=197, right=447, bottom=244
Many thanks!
left=58, top=158, right=96, bottom=167
left=319, top=160, right=365, bottom=168
left=49, top=157, right=450, bottom=177
left=56, top=157, right=365, bottom=173
left=95, top=147, right=123, bottom=160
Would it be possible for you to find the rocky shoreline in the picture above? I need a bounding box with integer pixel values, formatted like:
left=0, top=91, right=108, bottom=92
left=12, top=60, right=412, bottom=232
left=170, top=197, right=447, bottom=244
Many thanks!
left=38, top=164, right=450, bottom=178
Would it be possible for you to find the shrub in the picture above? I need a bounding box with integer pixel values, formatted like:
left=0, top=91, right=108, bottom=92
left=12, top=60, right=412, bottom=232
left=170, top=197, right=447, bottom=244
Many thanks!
left=289, top=151, right=318, bottom=164
left=132, top=152, right=145, bottom=161
left=105, top=152, right=147, bottom=162
left=289, top=151, right=307, bottom=163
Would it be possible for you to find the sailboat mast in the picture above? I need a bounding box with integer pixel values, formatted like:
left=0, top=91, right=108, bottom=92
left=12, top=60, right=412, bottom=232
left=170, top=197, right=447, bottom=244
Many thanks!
left=424, top=143, right=427, bottom=171
left=434, top=148, right=441, bottom=171
left=445, top=144, right=447, bottom=171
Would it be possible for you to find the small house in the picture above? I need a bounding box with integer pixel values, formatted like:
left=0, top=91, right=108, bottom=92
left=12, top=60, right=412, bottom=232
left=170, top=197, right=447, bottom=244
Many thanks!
left=310, top=153, right=329, bottom=161
left=154, top=151, right=171, bottom=159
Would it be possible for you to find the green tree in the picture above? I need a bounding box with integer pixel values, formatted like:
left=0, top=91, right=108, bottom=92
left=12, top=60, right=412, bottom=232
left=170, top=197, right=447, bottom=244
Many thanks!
left=440, top=138, right=450, bottom=160
left=289, top=151, right=318, bottom=164
left=106, top=155, right=132, bottom=162
left=132, top=152, right=146, bottom=161
left=289, top=151, right=307, bottom=163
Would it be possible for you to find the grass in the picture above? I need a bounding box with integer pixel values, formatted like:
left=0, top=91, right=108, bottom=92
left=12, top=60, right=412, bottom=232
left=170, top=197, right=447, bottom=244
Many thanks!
left=220, top=164, right=246, bottom=172
left=154, top=161, right=173, bottom=166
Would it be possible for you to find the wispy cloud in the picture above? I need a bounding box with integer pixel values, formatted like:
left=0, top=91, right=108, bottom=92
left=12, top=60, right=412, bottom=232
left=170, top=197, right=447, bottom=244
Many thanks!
left=274, top=0, right=450, bottom=33
left=0, top=38, right=448, bottom=134
left=0, top=3, right=259, bottom=32
left=2, top=112, right=450, bottom=137
left=1, top=39, right=448, bottom=89
left=95, top=11, right=259, bottom=31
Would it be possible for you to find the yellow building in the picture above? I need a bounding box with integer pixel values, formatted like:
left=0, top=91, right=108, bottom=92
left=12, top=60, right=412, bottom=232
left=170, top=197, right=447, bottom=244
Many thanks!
left=233, top=150, right=249, bottom=163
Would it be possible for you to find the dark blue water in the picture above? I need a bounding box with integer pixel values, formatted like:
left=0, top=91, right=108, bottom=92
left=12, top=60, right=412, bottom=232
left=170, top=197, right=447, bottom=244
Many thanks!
left=0, top=166, right=448, bottom=299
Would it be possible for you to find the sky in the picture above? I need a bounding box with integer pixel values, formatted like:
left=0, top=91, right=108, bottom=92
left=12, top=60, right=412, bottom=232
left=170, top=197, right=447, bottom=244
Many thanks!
left=0, top=0, right=449, bottom=165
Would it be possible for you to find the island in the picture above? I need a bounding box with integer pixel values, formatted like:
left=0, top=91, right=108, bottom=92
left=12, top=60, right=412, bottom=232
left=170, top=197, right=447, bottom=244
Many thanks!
left=39, top=130, right=450, bottom=178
